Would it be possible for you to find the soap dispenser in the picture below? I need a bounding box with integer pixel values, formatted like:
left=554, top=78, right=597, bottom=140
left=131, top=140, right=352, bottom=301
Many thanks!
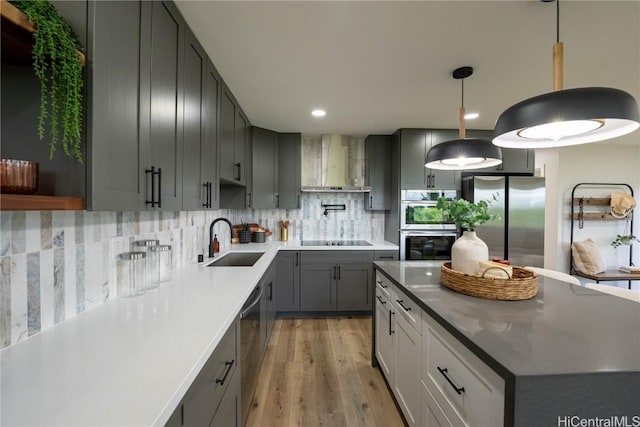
left=213, top=234, right=220, bottom=254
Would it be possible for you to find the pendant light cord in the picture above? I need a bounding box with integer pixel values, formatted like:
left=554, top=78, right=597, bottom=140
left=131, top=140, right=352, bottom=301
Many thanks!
left=552, top=0, right=563, bottom=91
left=556, top=0, right=560, bottom=43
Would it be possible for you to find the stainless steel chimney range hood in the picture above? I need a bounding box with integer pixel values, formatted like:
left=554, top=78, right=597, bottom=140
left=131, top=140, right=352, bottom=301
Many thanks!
left=300, top=134, right=371, bottom=193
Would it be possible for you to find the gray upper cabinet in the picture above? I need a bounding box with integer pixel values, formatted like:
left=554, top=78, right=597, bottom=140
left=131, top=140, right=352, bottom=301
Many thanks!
left=399, top=129, right=428, bottom=189
left=364, top=135, right=391, bottom=210
left=87, top=1, right=145, bottom=210
left=250, top=127, right=278, bottom=209
left=277, top=133, right=302, bottom=209
left=140, top=0, right=185, bottom=210
left=428, top=129, right=460, bottom=189
left=220, top=84, right=248, bottom=186
left=182, top=29, right=219, bottom=210
left=463, top=129, right=535, bottom=174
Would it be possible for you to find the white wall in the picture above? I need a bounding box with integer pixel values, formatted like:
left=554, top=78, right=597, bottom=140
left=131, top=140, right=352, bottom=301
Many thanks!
left=538, top=134, right=640, bottom=289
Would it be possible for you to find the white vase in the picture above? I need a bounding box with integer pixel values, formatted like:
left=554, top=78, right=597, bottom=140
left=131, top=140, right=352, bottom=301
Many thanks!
left=451, top=231, right=489, bottom=275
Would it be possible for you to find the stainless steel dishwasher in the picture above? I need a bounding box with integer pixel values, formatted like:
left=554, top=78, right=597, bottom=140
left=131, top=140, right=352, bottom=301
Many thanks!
left=240, top=283, right=264, bottom=426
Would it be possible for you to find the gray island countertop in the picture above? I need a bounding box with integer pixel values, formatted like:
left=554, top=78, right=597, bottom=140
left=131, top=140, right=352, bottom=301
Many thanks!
left=374, top=261, right=640, bottom=425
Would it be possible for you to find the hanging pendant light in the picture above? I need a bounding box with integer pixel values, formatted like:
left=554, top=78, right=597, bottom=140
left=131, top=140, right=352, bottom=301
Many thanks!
left=493, top=0, right=639, bottom=148
left=425, top=66, right=502, bottom=170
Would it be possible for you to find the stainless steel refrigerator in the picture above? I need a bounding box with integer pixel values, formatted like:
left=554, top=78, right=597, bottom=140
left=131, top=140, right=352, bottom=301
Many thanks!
left=461, top=175, right=545, bottom=267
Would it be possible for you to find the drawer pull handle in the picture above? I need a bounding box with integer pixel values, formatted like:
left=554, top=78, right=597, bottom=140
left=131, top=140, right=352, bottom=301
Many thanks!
left=378, top=255, right=394, bottom=260
left=215, top=360, right=235, bottom=386
left=389, top=310, right=395, bottom=335
left=376, top=295, right=387, bottom=305
left=376, top=280, right=388, bottom=289
left=396, top=299, right=411, bottom=311
left=437, top=366, right=465, bottom=395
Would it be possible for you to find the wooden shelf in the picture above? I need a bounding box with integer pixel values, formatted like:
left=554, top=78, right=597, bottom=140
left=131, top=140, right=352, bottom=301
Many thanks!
left=572, top=197, right=611, bottom=206
left=574, top=269, right=640, bottom=283
left=572, top=212, right=629, bottom=221
left=1, top=0, right=86, bottom=66
left=0, top=194, right=84, bottom=211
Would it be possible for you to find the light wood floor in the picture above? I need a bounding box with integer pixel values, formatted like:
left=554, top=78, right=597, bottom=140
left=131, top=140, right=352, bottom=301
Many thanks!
left=246, top=317, right=405, bottom=427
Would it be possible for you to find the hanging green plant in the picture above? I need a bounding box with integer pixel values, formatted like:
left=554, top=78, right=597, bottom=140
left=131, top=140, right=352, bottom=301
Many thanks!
left=10, top=0, right=84, bottom=163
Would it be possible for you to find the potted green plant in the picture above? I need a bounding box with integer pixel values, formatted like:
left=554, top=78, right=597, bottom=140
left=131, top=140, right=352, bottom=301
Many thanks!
left=611, top=234, right=639, bottom=248
left=10, top=0, right=84, bottom=163
left=437, top=195, right=499, bottom=275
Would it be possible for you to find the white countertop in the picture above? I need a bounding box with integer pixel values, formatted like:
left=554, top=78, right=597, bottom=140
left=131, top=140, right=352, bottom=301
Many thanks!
left=1, top=240, right=397, bottom=426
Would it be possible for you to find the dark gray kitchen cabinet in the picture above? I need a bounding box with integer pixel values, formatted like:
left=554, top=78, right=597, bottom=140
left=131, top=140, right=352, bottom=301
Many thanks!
left=300, top=263, right=335, bottom=311
left=250, top=127, right=278, bottom=209
left=364, top=135, right=392, bottom=210
left=263, top=262, right=277, bottom=347
left=209, top=367, right=240, bottom=427
left=300, top=251, right=374, bottom=312
left=182, top=30, right=219, bottom=210
left=374, top=250, right=399, bottom=261
left=86, top=0, right=145, bottom=210
left=220, top=83, right=248, bottom=186
left=277, top=133, right=302, bottom=209
left=456, top=129, right=535, bottom=174
left=178, top=318, right=239, bottom=427
left=275, top=251, right=301, bottom=312
left=399, top=129, right=428, bottom=189
left=139, top=0, right=185, bottom=210
left=428, top=130, right=460, bottom=189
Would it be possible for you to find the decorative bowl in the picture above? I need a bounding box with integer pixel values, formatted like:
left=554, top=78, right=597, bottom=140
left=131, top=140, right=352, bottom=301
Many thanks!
left=0, top=159, right=39, bottom=194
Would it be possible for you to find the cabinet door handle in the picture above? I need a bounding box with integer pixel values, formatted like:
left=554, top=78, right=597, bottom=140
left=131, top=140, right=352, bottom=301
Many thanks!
left=268, top=281, right=273, bottom=301
left=247, top=192, right=252, bottom=208
left=437, top=366, right=465, bottom=395
left=430, top=174, right=435, bottom=188
left=215, top=360, right=235, bottom=386
left=295, top=252, right=299, bottom=267
left=337, top=265, right=341, bottom=280
left=376, top=295, right=386, bottom=305
left=369, top=195, right=373, bottom=207
left=378, top=255, right=394, bottom=260
left=157, top=168, right=162, bottom=208
left=396, top=299, right=411, bottom=312
left=145, top=166, right=156, bottom=207
left=275, top=194, right=280, bottom=208
left=202, top=182, right=209, bottom=208
left=389, top=310, right=395, bottom=335
left=234, top=162, right=241, bottom=181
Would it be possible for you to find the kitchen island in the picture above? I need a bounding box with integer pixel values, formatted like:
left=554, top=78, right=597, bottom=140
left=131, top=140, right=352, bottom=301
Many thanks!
left=373, top=261, right=640, bottom=427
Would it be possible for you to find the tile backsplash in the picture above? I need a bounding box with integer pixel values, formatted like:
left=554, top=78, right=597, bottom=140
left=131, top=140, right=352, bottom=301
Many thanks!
left=0, top=192, right=385, bottom=348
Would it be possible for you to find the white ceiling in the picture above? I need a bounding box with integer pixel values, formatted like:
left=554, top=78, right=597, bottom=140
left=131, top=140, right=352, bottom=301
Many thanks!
left=175, top=1, right=640, bottom=139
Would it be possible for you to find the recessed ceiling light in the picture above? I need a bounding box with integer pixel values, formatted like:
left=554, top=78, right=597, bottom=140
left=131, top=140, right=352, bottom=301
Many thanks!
left=464, top=112, right=479, bottom=120
left=311, top=109, right=326, bottom=117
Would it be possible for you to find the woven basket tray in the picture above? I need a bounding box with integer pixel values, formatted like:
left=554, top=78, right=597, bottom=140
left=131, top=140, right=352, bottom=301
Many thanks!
left=440, top=262, right=538, bottom=301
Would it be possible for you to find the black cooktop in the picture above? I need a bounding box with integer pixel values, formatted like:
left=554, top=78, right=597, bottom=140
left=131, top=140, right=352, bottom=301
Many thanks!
left=300, top=240, right=372, bottom=246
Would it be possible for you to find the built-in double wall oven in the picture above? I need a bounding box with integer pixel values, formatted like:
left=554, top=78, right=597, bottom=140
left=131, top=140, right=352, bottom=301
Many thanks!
left=400, top=190, right=459, bottom=261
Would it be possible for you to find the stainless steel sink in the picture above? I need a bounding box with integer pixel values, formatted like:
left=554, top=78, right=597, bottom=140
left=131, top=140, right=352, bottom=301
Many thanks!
left=206, top=252, right=265, bottom=267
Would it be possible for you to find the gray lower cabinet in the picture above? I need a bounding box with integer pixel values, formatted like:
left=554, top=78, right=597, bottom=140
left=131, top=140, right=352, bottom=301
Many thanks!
left=365, top=135, right=392, bottom=210
left=139, top=0, right=185, bottom=210
left=169, top=318, right=239, bottom=427
left=262, top=262, right=277, bottom=347
left=277, top=133, right=302, bottom=209
left=275, top=251, right=301, bottom=312
left=299, top=251, right=374, bottom=312
left=251, top=127, right=278, bottom=209
left=374, top=250, right=399, bottom=261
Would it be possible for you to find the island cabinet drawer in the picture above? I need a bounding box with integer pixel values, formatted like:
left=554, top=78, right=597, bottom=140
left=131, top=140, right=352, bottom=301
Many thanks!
left=375, top=271, right=395, bottom=299
left=182, top=321, right=239, bottom=427
left=421, top=316, right=504, bottom=427
left=392, top=288, right=421, bottom=334
left=301, top=250, right=373, bottom=264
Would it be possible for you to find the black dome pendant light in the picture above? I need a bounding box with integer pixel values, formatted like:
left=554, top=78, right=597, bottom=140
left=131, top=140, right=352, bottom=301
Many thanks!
left=493, top=0, right=639, bottom=148
left=425, top=66, right=502, bottom=170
